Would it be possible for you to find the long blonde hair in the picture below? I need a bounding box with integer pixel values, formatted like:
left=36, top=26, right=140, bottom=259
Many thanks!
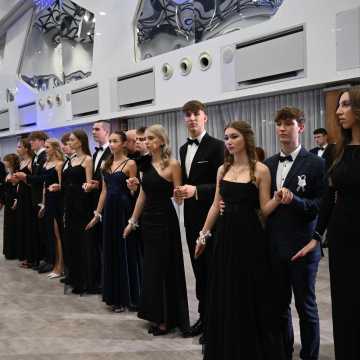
left=46, top=138, right=65, bottom=161
left=147, top=124, right=171, bottom=169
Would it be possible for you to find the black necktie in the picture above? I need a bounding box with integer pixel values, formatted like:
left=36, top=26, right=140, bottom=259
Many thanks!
left=95, top=146, right=103, bottom=152
left=279, top=155, right=293, bottom=162
left=187, top=138, right=199, bottom=146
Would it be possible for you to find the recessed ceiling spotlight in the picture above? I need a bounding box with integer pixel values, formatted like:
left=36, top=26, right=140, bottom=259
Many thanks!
left=99, top=11, right=107, bottom=16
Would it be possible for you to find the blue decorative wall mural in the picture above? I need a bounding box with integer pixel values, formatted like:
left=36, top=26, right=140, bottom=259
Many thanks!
left=135, top=0, right=284, bottom=60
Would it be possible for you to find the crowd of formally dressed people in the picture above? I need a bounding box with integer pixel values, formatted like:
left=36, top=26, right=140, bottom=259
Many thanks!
left=0, top=86, right=360, bottom=360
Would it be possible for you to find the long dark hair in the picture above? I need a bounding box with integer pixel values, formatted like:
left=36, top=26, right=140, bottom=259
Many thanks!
left=71, top=129, right=91, bottom=156
left=3, top=153, right=20, bottom=173
left=223, top=121, right=257, bottom=182
left=103, top=131, right=127, bottom=173
left=19, top=137, right=34, bottom=158
left=329, top=85, right=360, bottom=172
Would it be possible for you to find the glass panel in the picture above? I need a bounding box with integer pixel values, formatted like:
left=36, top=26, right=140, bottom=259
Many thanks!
left=135, top=0, right=284, bottom=60
left=19, top=0, right=94, bottom=90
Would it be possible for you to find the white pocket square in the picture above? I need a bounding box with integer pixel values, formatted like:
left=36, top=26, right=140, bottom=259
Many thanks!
left=196, top=160, right=209, bottom=164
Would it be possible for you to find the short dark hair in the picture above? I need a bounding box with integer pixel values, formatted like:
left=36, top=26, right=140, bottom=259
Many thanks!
left=94, top=120, right=111, bottom=133
left=136, top=126, right=147, bottom=135
left=182, top=100, right=206, bottom=114
left=61, top=132, right=71, bottom=145
left=313, top=128, right=327, bottom=136
left=275, top=107, right=305, bottom=125
left=28, top=131, right=48, bottom=142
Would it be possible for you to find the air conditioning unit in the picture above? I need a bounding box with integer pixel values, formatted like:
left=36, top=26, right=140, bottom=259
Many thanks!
left=71, top=84, right=99, bottom=118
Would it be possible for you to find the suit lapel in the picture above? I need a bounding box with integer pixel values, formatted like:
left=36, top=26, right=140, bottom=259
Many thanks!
left=188, top=133, right=210, bottom=180
left=94, top=147, right=110, bottom=175
left=283, top=148, right=308, bottom=188
left=267, top=155, right=280, bottom=193
left=180, top=145, right=188, bottom=180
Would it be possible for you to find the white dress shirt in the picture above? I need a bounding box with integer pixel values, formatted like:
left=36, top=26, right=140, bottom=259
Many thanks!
left=94, top=142, right=109, bottom=171
left=276, top=145, right=302, bottom=190
left=63, top=153, right=76, bottom=171
left=185, top=130, right=206, bottom=177
left=317, top=143, right=328, bottom=157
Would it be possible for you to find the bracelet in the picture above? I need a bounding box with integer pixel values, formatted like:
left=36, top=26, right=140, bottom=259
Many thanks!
left=93, top=211, right=102, bottom=222
left=196, top=230, right=212, bottom=246
left=128, top=218, right=139, bottom=230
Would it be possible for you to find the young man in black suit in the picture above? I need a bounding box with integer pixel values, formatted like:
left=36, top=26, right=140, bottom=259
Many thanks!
left=310, top=128, right=335, bottom=170
left=84, top=121, right=111, bottom=293
left=264, top=108, right=326, bottom=360
left=15, top=131, right=49, bottom=271
left=175, top=100, right=224, bottom=340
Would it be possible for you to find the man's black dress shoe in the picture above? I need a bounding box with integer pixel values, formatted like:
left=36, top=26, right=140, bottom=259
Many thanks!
left=182, top=318, right=203, bottom=337
left=38, top=263, right=52, bottom=274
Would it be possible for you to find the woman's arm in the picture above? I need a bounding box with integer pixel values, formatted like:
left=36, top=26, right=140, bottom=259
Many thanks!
left=85, top=178, right=107, bottom=230
left=258, top=163, right=281, bottom=218
left=195, top=166, right=224, bottom=258
left=171, top=160, right=182, bottom=205
left=84, top=156, right=93, bottom=183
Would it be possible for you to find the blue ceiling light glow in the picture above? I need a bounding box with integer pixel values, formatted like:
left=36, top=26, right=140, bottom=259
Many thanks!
left=33, top=0, right=58, bottom=11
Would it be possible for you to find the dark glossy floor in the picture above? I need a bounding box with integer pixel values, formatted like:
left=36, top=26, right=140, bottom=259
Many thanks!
left=0, top=212, right=334, bottom=359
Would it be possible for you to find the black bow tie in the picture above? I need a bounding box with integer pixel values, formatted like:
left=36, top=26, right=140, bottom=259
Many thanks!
left=318, top=146, right=324, bottom=151
left=187, top=138, right=199, bottom=146
left=95, top=146, right=103, bottom=152
left=279, top=155, right=293, bottom=162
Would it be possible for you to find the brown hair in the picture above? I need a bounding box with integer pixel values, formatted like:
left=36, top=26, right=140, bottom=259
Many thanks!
left=330, top=85, right=360, bottom=172
left=71, top=129, right=91, bottom=156
left=18, top=137, right=34, bottom=158
left=103, top=131, right=127, bottom=173
left=28, top=131, right=48, bottom=142
left=60, top=132, right=71, bottom=145
left=275, top=107, right=305, bottom=125
left=182, top=100, right=207, bottom=114
left=255, top=146, right=266, bottom=162
left=3, top=153, right=20, bottom=172
left=136, top=126, right=147, bottom=135
left=223, top=121, right=257, bottom=182
left=147, top=124, right=171, bottom=169
left=46, top=138, right=65, bottom=161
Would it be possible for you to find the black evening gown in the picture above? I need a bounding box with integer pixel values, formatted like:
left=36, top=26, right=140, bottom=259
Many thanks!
left=16, top=166, right=32, bottom=262
left=43, top=166, right=63, bottom=266
left=138, top=163, right=189, bottom=332
left=204, top=180, right=285, bottom=360
left=102, top=165, right=142, bottom=308
left=2, top=181, right=18, bottom=260
left=315, top=145, right=360, bottom=359
left=63, top=164, right=93, bottom=293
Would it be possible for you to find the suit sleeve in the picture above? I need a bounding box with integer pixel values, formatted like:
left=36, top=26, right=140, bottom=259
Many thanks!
left=196, top=141, right=224, bottom=201
left=287, top=158, right=326, bottom=221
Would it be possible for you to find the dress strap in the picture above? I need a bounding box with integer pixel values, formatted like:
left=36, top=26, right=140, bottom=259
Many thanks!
left=111, top=159, right=129, bottom=174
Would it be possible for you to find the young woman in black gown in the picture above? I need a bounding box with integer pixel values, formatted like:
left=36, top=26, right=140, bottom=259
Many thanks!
left=195, top=121, right=285, bottom=360
left=86, top=131, right=142, bottom=312
left=63, top=130, right=93, bottom=294
left=297, top=86, right=360, bottom=359
left=42, top=139, right=64, bottom=279
left=16, top=138, right=33, bottom=267
left=2, top=154, right=20, bottom=260
left=124, top=124, right=190, bottom=336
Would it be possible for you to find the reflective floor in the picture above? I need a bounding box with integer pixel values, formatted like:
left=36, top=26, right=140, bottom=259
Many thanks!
left=0, top=212, right=334, bottom=359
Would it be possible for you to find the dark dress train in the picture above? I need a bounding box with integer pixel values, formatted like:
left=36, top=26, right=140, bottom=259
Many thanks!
left=102, top=160, right=142, bottom=309
left=315, top=145, right=360, bottom=360
left=43, top=166, right=63, bottom=267
left=204, top=180, right=285, bottom=360
left=138, top=162, right=189, bottom=332
left=63, top=162, right=94, bottom=293
left=16, top=165, right=33, bottom=263
left=2, top=180, right=18, bottom=260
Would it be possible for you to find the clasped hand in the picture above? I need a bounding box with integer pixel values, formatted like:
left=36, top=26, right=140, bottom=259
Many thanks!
left=173, top=185, right=196, bottom=204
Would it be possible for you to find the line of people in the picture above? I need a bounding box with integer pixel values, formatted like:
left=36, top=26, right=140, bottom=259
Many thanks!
left=0, top=88, right=359, bottom=359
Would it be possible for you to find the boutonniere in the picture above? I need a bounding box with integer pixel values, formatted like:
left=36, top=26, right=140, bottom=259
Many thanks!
left=297, top=174, right=306, bottom=192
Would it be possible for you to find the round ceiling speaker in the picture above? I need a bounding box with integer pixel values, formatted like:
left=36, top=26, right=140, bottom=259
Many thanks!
left=180, top=57, right=192, bottom=76
left=199, top=51, right=212, bottom=71
left=222, top=47, right=235, bottom=64
left=161, top=63, right=173, bottom=80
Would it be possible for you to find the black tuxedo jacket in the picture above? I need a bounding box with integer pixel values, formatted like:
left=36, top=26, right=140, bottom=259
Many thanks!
left=27, top=151, right=47, bottom=206
left=0, top=161, right=6, bottom=203
left=264, top=147, right=326, bottom=260
left=309, top=143, right=335, bottom=171
left=179, top=133, right=224, bottom=229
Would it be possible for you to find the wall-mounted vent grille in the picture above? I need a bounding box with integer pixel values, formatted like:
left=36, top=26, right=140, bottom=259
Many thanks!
left=18, top=102, right=36, bottom=127
left=235, top=26, right=305, bottom=88
left=71, top=84, right=99, bottom=118
left=0, top=109, right=9, bottom=131
left=117, top=69, right=154, bottom=108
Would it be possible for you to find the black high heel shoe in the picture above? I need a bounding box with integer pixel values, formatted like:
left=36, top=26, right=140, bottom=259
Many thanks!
left=148, top=324, right=157, bottom=334
left=152, top=326, right=168, bottom=336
